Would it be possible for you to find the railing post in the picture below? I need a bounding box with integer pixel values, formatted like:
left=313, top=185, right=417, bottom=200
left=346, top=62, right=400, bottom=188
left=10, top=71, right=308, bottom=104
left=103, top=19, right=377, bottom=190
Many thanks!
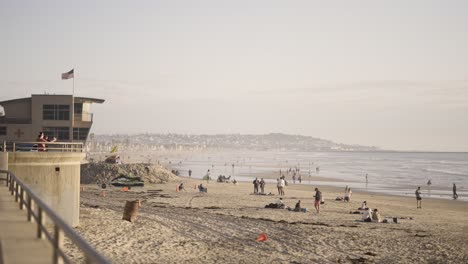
left=6, top=172, right=9, bottom=187
left=20, top=187, right=25, bottom=210
left=15, top=183, right=19, bottom=202
left=27, top=194, right=33, bottom=222
left=37, top=207, right=44, bottom=239
left=53, top=225, right=64, bottom=264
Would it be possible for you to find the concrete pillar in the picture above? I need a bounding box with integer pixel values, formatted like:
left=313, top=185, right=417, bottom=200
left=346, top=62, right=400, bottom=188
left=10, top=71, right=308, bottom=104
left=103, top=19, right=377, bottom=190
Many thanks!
left=0, top=152, right=8, bottom=180
left=8, top=152, right=84, bottom=227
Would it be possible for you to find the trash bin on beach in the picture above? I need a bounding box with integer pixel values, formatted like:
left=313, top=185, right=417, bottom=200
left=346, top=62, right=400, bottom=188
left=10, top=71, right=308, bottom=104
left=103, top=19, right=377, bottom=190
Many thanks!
left=122, top=199, right=141, bottom=222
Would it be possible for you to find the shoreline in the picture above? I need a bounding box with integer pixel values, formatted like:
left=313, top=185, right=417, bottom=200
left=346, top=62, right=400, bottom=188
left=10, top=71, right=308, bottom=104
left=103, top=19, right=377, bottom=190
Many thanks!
left=179, top=172, right=468, bottom=202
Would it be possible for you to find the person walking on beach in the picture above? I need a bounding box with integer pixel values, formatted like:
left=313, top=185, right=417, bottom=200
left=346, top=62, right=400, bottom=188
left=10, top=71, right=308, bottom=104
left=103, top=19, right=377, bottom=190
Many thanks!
left=314, top=188, right=322, bottom=214
left=298, top=174, right=302, bottom=184
left=453, top=183, right=458, bottom=200
left=253, top=178, right=259, bottom=194
left=415, top=187, right=422, bottom=209
left=260, top=178, right=266, bottom=194
left=344, top=187, right=352, bottom=202
left=188, top=169, right=192, bottom=178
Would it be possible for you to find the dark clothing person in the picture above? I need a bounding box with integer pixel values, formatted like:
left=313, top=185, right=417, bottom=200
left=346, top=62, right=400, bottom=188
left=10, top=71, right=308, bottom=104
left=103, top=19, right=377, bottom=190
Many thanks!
left=188, top=169, right=192, bottom=178
left=453, top=184, right=458, bottom=199
left=315, top=190, right=322, bottom=201
left=253, top=178, right=259, bottom=193
left=415, top=187, right=422, bottom=209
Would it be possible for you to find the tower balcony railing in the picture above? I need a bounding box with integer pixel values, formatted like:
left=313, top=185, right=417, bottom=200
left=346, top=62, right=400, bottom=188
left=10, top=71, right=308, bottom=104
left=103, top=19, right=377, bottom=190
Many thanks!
left=1, top=141, right=84, bottom=153
left=74, top=112, right=94, bottom=122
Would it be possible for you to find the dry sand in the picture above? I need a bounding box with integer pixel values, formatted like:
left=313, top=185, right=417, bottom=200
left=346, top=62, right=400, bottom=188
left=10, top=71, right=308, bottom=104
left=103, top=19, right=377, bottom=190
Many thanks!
left=67, top=178, right=468, bottom=264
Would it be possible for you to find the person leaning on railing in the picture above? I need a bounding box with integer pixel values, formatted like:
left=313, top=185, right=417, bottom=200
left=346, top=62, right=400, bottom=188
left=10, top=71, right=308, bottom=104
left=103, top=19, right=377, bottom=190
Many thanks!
left=36, top=132, right=56, bottom=151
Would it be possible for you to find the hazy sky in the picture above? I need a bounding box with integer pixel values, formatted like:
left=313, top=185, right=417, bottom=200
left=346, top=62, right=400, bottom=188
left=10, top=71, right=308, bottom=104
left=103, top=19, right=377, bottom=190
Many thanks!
left=1, top=1, right=467, bottom=151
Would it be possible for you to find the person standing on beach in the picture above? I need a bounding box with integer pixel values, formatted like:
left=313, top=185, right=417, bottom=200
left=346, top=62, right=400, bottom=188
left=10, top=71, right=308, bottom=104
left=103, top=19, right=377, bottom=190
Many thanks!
left=344, top=187, right=352, bottom=202
left=253, top=178, right=259, bottom=194
left=453, top=183, right=458, bottom=200
left=277, top=178, right=281, bottom=195
left=279, top=177, right=286, bottom=196
left=188, top=169, right=192, bottom=178
left=205, top=169, right=211, bottom=183
left=298, top=174, right=302, bottom=184
left=314, top=188, right=322, bottom=214
left=365, top=174, right=368, bottom=183
left=260, top=178, right=266, bottom=194
left=415, top=187, right=422, bottom=208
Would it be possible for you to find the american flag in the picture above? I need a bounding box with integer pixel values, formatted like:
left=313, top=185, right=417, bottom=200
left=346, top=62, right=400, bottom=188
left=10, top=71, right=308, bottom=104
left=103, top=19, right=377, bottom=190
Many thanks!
left=61, top=69, right=74, bottom=80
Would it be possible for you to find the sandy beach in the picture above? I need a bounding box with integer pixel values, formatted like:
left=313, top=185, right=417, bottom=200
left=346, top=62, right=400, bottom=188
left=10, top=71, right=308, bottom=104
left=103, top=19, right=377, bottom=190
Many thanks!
left=66, top=176, right=468, bottom=264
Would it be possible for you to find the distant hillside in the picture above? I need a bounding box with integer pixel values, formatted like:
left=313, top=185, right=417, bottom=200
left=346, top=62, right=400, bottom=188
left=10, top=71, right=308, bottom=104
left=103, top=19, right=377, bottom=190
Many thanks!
left=87, top=133, right=380, bottom=152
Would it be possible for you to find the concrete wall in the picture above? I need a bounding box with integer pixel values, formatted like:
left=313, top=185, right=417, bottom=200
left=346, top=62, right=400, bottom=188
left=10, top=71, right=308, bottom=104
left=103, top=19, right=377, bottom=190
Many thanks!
left=6, top=152, right=84, bottom=227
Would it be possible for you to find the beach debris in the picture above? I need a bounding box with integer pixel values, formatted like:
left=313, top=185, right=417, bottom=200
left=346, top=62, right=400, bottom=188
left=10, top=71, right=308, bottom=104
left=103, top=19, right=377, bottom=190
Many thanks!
left=347, top=256, right=367, bottom=263
left=111, top=175, right=144, bottom=187
left=256, top=233, right=268, bottom=242
left=121, top=186, right=129, bottom=192
left=122, top=199, right=141, bottom=222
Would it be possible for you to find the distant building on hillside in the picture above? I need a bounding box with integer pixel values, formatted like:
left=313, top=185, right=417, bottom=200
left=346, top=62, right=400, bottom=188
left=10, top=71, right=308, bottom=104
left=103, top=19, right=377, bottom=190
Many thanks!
left=0, top=94, right=104, bottom=142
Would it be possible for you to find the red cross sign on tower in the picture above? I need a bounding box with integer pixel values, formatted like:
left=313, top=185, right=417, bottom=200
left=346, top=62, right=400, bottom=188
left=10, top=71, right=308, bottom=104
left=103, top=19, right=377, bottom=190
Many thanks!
left=14, top=129, right=24, bottom=138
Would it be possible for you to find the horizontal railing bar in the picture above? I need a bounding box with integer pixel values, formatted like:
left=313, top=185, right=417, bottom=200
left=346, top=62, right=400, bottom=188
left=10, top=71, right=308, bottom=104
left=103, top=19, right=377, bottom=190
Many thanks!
left=5, top=142, right=84, bottom=145
left=1, top=170, right=110, bottom=264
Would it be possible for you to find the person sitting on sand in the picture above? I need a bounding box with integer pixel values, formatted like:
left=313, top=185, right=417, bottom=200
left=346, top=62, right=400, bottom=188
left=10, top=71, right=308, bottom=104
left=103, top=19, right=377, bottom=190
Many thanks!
left=293, top=200, right=302, bottom=212
left=372, top=209, right=382, bottom=223
left=178, top=183, right=186, bottom=192
left=362, top=208, right=372, bottom=222
left=359, top=201, right=368, bottom=210
left=291, top=200, right=307, bottom=212
left=265, top=198, right=287, bottom=209
left=198, top=183, right=207, bottom=193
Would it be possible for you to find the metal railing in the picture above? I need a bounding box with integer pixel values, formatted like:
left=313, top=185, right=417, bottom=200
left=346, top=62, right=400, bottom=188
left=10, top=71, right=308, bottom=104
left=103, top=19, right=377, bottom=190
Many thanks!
left=1, top=141, right=84, bottom=153
left=1, top=170, right=110, bottom=264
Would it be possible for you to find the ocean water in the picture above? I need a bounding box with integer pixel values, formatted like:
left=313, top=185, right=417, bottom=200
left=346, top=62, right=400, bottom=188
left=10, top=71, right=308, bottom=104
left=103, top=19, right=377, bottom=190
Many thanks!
left=162, top=151, right=468, bottom=201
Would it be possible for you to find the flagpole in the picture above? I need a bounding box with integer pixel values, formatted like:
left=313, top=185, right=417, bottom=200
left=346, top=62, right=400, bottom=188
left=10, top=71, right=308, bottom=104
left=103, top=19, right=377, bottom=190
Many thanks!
left=73, top=75, right=75, bottom=96
left=72, top=68, right=75, bottom=143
